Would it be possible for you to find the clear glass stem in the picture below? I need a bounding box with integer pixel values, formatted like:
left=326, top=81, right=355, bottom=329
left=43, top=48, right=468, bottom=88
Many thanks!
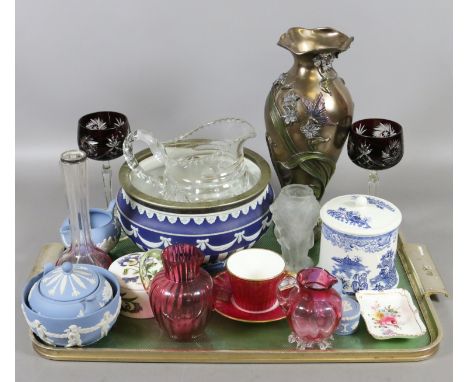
left=102, top=161, right=112, bottom=206
left=62, top=151, right=94, bottom=252
left=368, top=170, right=379, bottom=196
left=57, top=150, right=112, bottom=268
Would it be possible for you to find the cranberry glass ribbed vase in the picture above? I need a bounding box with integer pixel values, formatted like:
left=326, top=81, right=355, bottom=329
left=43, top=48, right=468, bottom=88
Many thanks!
left=149, top=244, right=214, bottom=341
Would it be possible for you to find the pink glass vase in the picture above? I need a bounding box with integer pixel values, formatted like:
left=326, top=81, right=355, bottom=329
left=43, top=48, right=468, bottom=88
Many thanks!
left=277, top=267, right=342, bottom=350
left=148, top=244, right=213, bottom=341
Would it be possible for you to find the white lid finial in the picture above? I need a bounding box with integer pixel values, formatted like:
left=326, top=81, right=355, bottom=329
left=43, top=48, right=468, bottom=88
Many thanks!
left=355, top=195, right=368, bottom=208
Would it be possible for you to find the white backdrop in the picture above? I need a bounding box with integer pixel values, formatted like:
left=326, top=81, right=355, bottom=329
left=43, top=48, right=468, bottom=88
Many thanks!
left=16, top=0, right=452, bottom=380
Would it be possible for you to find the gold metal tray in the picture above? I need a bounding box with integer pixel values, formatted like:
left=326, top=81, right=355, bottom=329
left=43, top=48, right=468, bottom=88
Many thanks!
left=27, top=233, right=447, bottom=363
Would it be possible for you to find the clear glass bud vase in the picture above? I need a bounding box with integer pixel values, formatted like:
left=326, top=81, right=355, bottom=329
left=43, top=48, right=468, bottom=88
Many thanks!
left=56, top=150, right=112, bottom=268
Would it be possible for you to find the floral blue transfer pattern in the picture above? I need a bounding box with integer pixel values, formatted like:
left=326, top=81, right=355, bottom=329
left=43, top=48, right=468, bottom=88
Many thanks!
left=331, top=255, right=370, bottom=294
left=370, top=250, right=399, bottom=290
left=322, top=224, right=397, bottom=253
left=327, top=207, right=371, bottom=229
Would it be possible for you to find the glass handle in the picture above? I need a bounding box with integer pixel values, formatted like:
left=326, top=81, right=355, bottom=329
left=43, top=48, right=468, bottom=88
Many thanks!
left=368, top=170, right=379, bottom=196
left=122, top=129, right=167, bottom=190
left=102, top=161, right=112, bottom=206
left=276, top=274, right=298, bottom=313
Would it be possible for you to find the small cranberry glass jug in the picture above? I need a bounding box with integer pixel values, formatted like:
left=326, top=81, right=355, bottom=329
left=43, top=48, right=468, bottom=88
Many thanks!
left=277, top=267, right=342, bottom=350
left=147, top=244, right=213, bottom=341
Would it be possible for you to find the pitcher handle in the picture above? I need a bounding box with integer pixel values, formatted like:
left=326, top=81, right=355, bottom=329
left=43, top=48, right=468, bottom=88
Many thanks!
left=106, top=199, right=116, bottom=214
left=276, top=273, right=299, bottom=313
left=139, top=249, right=164, bottom=292
left=122, top=129, right=167, bottom=190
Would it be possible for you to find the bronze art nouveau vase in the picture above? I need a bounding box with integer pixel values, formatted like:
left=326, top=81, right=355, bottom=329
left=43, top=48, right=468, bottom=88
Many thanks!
left=265, top=27, right=354, bottom=200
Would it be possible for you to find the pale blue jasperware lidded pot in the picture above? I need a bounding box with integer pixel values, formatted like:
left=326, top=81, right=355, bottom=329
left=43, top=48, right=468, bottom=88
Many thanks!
left=22, top=262, right=122, bottom=347
left=28, top=262, right=114, bottom=318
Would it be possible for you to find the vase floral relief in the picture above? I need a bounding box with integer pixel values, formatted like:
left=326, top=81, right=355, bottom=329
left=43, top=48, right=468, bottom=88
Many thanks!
left=265, top=27, right=354, bottom=200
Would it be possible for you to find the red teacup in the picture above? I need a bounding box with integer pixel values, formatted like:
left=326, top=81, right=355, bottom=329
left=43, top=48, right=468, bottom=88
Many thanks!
left=226, top=249, right=286, bottom=313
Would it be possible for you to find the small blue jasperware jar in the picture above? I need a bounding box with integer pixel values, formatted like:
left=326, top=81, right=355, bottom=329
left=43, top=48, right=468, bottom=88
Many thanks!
left=60, top=200, right=121, bottom=253
left=335, top=295, right=361, bottom=335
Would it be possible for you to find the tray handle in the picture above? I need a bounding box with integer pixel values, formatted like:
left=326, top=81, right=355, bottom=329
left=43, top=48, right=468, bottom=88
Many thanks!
left=401, top=242, right=448, bottom=298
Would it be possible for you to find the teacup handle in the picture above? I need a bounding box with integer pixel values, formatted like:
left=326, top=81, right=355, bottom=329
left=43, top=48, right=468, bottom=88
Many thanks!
left=122, top=130, right=167, bottom=190
left=139, top=249, right=164, bottom=292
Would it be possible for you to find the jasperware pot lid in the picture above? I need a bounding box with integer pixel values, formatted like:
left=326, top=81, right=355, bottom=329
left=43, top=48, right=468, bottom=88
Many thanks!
left=38, top=262, right=100, bottom=302
left=341, top=295, right=360, bottom=319
left=320, top=194, right=402, bottom=236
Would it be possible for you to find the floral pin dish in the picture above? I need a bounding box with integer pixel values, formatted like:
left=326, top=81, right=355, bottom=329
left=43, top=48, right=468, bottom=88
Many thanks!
left=356, top=288, right=426, bottom=340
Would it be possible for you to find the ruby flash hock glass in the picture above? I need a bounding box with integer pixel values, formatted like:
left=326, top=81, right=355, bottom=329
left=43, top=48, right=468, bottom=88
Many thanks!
left=148, top=244, right=214, bottom=341
left=78, top=111, right=130, bottom=206
left=347, top=118, right=403, bottom=196
left=277, top=267, right=342, bottom=350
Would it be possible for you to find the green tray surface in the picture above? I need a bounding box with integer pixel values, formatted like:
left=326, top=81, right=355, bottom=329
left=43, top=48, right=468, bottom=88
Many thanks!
left=89, top=226, right=431, bottom=352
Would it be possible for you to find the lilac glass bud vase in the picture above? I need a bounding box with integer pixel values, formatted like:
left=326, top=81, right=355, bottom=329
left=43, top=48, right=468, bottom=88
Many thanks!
left=56, top=150, right=112, bottom=269
left=148, top=244, right=214, bottom=341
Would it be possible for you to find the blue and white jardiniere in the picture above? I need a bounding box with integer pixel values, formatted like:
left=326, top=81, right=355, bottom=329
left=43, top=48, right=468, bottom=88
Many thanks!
left=22, top=263, right=121, bottom=347
left=117, top=148, right=274, bottom=272
left=116, top=185, right=274, bottom=268
left=318, top=195, right=402, bottom=294
left=60, top=200, right=121, bottom=253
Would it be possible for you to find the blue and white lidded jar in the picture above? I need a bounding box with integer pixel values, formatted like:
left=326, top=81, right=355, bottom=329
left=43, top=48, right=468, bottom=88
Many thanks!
left=318, top=195, right=402, bottom=295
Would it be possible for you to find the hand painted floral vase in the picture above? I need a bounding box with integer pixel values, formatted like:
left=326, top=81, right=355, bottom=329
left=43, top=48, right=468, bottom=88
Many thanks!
left=318, top=194, right=402, bottom=294
left=145, top=244, right=214, bottom=341
left=277, top=267, right=342, bottom=350
left=265, top=27, right=354, bottom=200
left=109, top=251, right=163, bottom=318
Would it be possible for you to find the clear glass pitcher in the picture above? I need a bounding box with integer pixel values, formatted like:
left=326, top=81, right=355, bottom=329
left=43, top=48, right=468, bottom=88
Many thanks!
left=122, top=118, right=256, bottom=202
